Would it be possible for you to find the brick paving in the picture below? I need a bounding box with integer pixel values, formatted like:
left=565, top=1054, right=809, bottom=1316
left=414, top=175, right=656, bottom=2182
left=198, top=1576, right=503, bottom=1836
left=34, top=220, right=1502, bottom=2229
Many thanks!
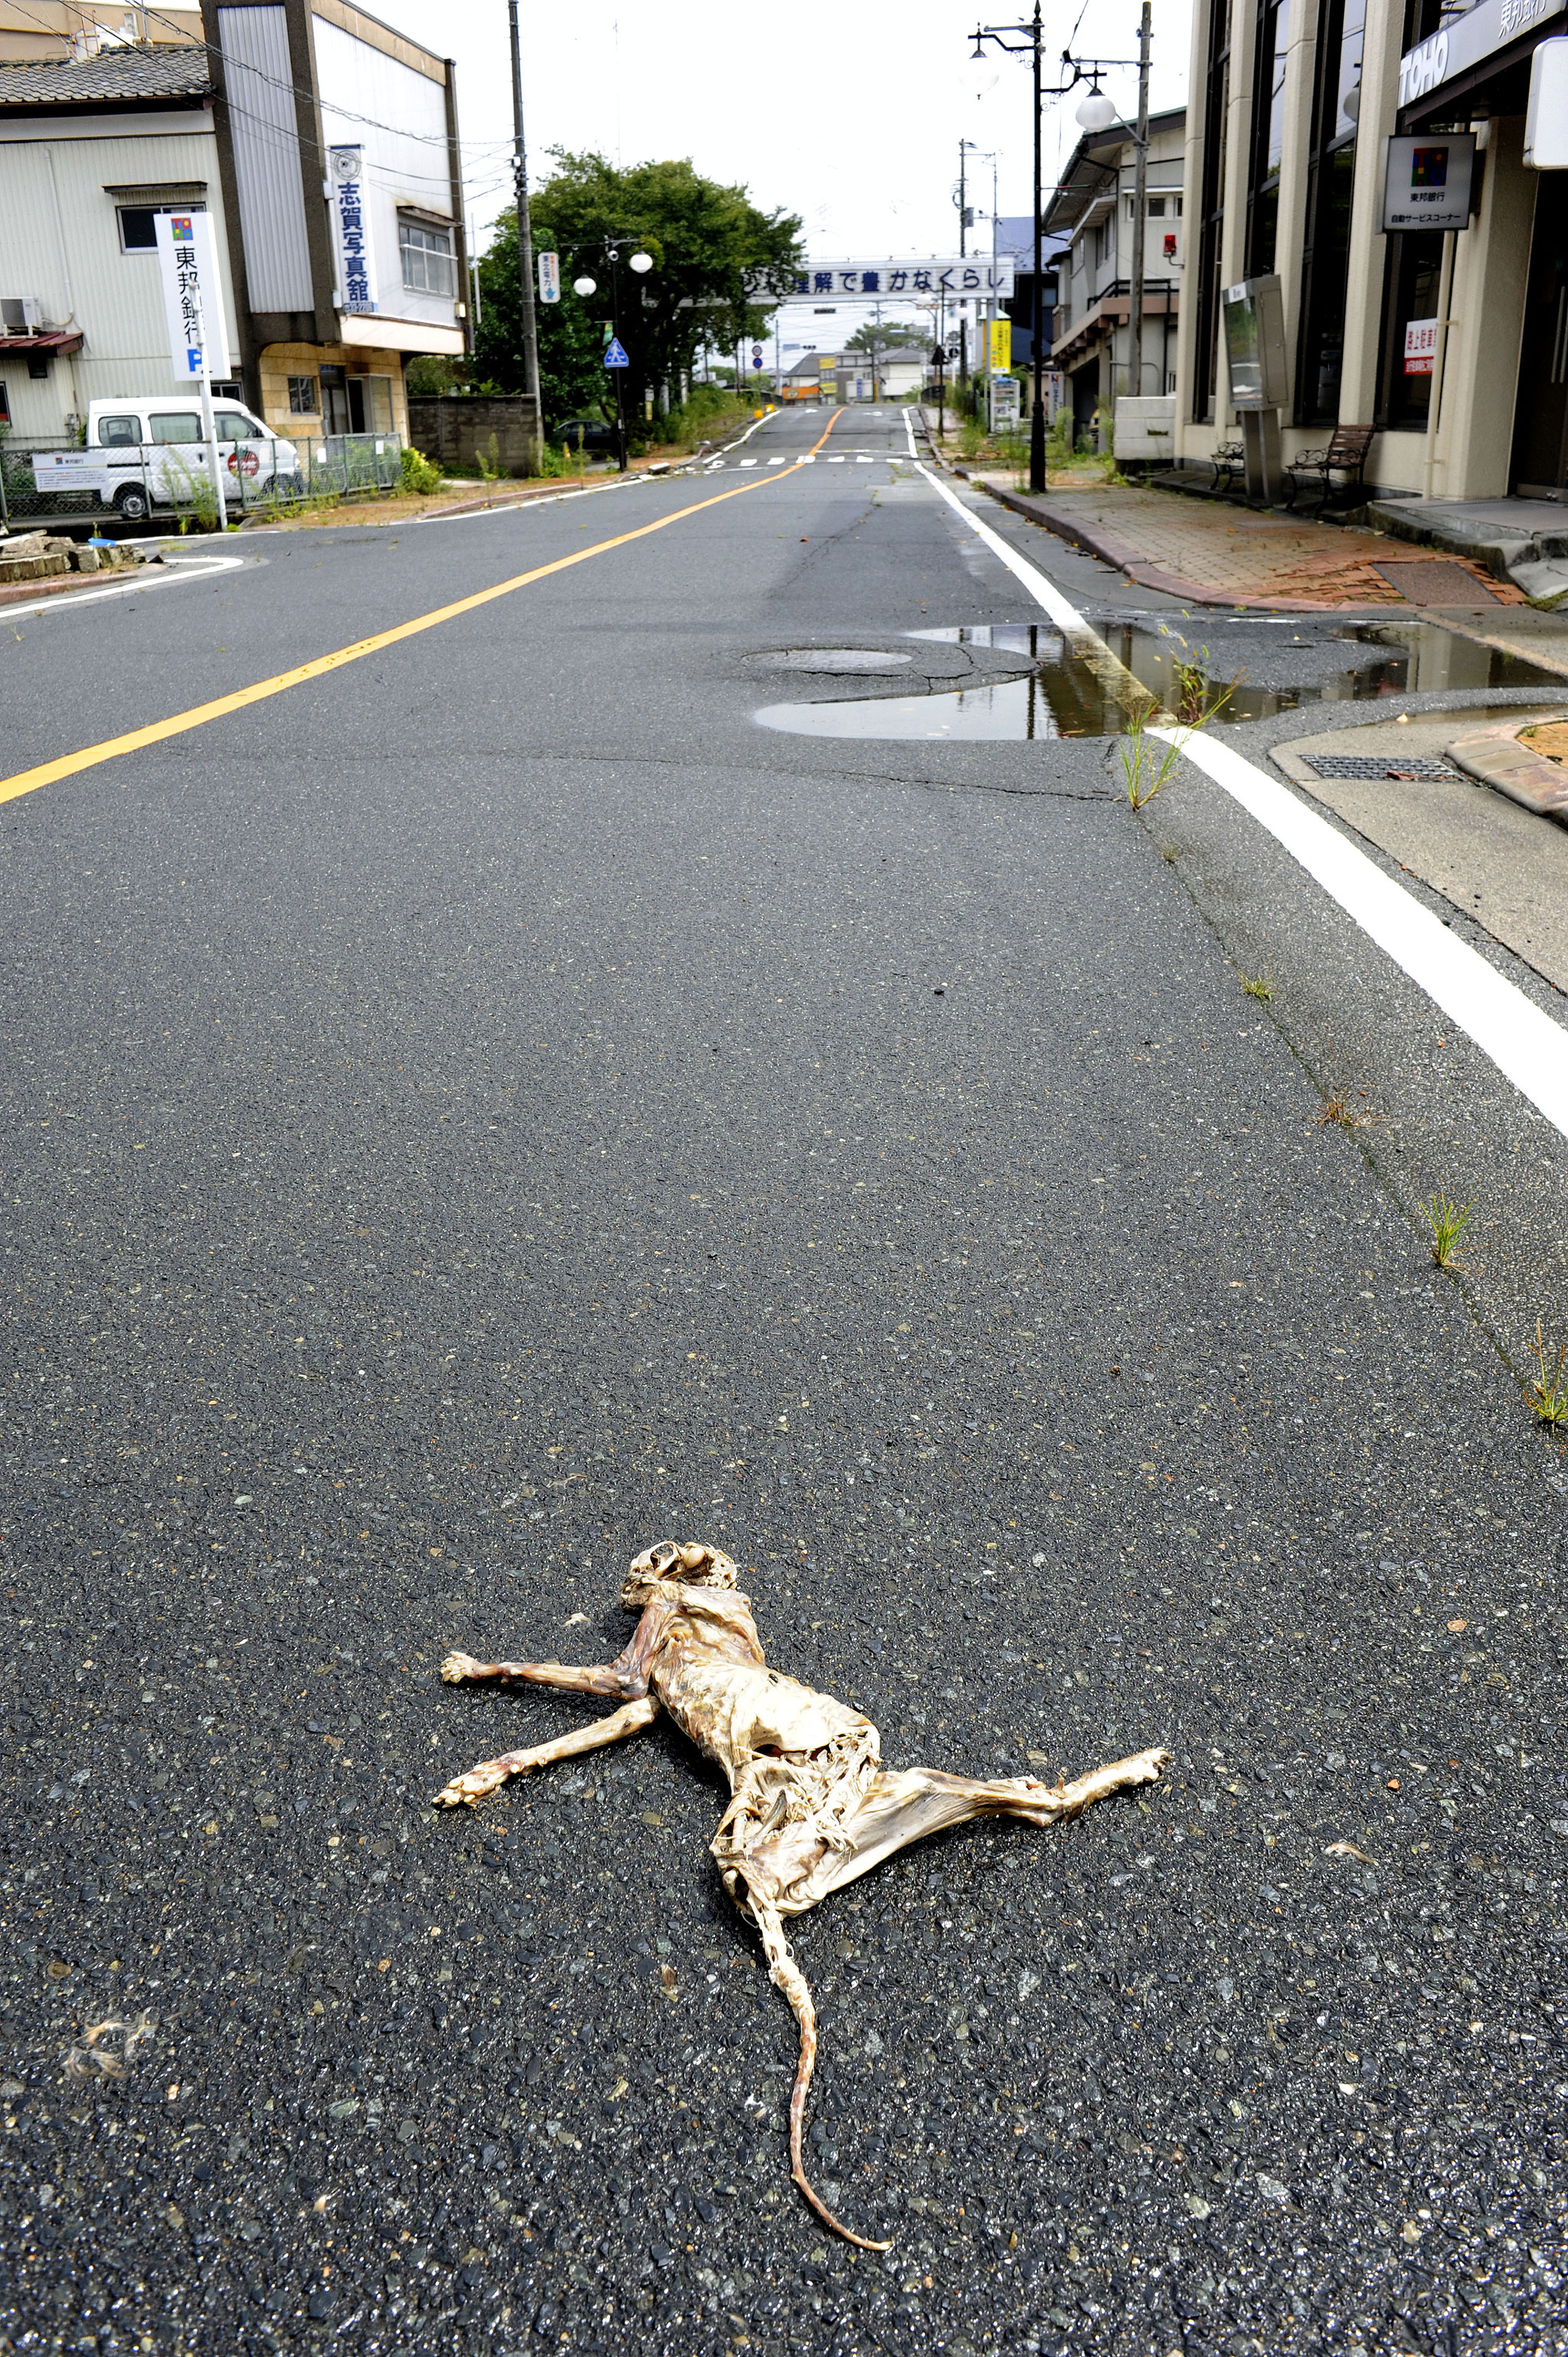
left=970, top=476, right=1527, bottom=613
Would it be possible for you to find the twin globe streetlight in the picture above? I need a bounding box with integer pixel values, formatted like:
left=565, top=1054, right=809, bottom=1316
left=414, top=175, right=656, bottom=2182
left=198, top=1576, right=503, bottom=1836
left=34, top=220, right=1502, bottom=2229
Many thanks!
left=571, top=251, right=653, bottom=298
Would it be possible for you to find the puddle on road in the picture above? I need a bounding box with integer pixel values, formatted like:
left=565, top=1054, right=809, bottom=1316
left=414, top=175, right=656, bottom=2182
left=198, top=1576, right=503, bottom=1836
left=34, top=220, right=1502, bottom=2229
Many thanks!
left=753, top=617, right=1562, bottom=740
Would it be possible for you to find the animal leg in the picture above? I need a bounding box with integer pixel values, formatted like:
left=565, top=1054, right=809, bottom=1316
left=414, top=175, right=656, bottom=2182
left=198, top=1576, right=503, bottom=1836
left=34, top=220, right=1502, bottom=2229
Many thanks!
left=810, top=1745, right=1171, bottom=1898
left=441, top=1652, right=623, bottom=1698
left=433, top=1695, right=660, bottom=1808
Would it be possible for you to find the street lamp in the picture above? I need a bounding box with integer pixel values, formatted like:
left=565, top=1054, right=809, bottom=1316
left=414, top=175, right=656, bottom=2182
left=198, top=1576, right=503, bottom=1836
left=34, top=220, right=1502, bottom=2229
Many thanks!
left=1075, top=84, right=1118, bottom=131
left=573, top=275, right=597, bottom=297
left=563, top=239, right=655, bottom=471
left=968, top=14, right=1144, bottom=490
left=629, top=251, right=654, bottom=275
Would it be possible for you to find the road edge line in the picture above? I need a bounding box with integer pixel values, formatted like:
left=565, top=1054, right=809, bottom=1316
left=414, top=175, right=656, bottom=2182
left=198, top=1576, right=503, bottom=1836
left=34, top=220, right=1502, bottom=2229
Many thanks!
left=1155, top=724, right=1568, bottom=1140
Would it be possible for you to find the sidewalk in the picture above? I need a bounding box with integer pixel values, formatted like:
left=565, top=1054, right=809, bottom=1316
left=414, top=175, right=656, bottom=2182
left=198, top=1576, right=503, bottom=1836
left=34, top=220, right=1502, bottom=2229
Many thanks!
left=972, top=475, right=1529, bottom=614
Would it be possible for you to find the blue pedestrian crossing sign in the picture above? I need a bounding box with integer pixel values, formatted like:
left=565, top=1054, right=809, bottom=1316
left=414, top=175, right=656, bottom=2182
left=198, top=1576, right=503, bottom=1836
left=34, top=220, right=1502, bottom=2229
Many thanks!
left=603, top=337, right=629, bottom=369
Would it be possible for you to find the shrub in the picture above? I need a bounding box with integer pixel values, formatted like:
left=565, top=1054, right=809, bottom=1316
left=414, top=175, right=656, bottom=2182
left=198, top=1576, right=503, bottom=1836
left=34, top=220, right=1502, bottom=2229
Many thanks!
left=400, top=444, right=443, bottom=495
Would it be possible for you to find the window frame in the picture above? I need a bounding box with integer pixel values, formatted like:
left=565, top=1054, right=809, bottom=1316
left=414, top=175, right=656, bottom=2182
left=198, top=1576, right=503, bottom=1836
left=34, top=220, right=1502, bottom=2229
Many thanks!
left=1295, top=0, right=1367, bottom=425
left=117, top=199, right=206, bottom=253
left=397, top=215, right=458, bottom=298
left=1193, top=0, right=1233, bottom=423
left=287, top=374, right=319, bottom=416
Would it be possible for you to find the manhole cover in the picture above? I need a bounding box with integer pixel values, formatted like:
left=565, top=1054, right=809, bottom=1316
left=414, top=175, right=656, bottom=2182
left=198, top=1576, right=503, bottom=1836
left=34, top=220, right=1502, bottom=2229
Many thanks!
left=1374, top=559, right=1504, bottom=606
left=766, top=649, right=914, bottom=673
left=1302, top=754, right=1463, bottom=780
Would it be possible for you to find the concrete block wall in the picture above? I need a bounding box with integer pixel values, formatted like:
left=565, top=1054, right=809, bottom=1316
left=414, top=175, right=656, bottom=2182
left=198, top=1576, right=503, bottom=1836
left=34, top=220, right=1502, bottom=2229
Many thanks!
left=406, top=395, right=541, bottom=477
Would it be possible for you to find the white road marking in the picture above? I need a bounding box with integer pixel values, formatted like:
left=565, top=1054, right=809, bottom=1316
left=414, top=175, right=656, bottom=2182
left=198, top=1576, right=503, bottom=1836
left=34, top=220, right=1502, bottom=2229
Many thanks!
left=911, top=440, right=1568, bottom=1123
left=855, top=455, right=874, bottom=463
left=738, top=458, right=758, bottom=468
left=1155, top=727, right=1568, bottom=1139
left=900, top=404, right=920, bottom=459
left=0, top=551, right=245, bottom=620
left=768, top=456, right=788, bottom=466
left=828, top=455, right=847, bottom=463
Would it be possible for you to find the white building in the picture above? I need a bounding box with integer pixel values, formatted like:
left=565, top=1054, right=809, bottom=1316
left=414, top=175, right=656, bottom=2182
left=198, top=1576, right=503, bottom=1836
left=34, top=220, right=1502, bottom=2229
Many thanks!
left=0, top=0, right=466, bottom=448
left=1046, top=108, right=1185, bottom=443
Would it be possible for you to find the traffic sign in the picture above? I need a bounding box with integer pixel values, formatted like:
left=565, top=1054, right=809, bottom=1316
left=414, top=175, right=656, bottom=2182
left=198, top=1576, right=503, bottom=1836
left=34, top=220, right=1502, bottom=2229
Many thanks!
left=604, top=336, right=629, bottom=368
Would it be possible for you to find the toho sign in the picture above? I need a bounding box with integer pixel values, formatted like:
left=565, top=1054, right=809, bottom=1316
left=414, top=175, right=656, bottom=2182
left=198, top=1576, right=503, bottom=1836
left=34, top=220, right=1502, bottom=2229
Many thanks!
left=1399, top=0, right=1566, bottom=106
left=1382, top=133, right=1476, bottom=231
left=152, top=210, right=229, bottom=380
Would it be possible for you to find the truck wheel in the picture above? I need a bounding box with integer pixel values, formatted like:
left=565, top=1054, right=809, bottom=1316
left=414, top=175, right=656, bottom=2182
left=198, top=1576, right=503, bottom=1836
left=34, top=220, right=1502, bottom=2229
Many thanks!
left=114, top=483, right=151, bottom=522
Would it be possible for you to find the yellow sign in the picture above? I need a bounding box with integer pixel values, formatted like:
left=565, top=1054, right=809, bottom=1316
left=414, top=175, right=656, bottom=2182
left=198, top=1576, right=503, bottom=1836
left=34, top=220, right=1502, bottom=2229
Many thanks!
left=989, top=318, right=1011, bottom=373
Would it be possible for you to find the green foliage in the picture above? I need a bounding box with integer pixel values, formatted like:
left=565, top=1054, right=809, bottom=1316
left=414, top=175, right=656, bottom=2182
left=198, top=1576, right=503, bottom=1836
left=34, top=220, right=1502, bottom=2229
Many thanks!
left=842, top=319, right=922, bottom=355
left=476, top=150, right=802, bottom=434
left=1420, top=1192, right=1473, bottom=1270
left=658, top=382, right=753, bottom=450
left=400, top=444, right=443, bottom=495
left=404, top=354, right=467, bottom=397
left=162, top=446, right=220, bottom=531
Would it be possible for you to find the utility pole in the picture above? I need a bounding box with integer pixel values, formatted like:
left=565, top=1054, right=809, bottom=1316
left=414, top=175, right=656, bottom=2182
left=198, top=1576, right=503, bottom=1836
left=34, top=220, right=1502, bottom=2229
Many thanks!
left=1127, top=0, right=1152, bottom=403
left=957, top=141, right=969, bottom=392
left=1028, top=0, right=1043, bottom=489
left=508, top=0, right=543, bottom=469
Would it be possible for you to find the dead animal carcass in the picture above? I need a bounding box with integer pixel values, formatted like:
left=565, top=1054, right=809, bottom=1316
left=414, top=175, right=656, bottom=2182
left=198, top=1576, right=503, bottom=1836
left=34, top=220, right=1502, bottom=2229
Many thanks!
left=435, top=1541, right=1168, bottom=2247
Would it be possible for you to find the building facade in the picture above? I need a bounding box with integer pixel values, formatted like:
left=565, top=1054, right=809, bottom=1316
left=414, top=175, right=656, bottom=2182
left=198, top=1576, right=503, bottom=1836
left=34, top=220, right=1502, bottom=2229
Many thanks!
left=1172, top=0, right=1568, bottom=499
left=0, top=0, right=466, bottom=448
left=1047, top=110, right=1185, bottom=437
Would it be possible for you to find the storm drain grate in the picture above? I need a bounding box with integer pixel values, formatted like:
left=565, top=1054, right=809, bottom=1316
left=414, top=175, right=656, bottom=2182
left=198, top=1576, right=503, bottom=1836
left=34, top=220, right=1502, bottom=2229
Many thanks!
left=1302, top=754, right=1464, bottom=781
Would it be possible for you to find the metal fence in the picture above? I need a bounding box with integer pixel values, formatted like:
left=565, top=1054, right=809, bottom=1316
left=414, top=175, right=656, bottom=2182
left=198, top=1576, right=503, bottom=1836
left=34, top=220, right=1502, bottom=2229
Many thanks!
left=0, top=433, right=404, bottom=529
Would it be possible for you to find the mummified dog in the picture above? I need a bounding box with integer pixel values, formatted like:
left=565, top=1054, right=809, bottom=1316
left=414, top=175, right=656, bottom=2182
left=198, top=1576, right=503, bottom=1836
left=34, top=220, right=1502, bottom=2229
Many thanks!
left=435, top=1541, right=1168, bottom=2248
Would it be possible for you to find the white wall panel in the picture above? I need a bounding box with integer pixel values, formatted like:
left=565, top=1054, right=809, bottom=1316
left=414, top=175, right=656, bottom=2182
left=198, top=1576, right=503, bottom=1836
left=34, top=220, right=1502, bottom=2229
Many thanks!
left=218, top=3, right=312, bottom=311
left=312, top=15, right=456, bottom=326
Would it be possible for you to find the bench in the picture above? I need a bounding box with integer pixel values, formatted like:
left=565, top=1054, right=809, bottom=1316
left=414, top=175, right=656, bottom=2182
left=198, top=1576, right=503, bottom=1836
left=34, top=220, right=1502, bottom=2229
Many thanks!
left=1283, top=423, right=1376, bottom=511
left=1210, top=439, right=1245, bottom=490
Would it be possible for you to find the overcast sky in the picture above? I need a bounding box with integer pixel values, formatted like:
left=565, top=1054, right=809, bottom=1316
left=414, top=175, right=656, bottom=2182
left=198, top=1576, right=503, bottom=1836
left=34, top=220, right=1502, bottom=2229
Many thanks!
left=396, top=0, right=1193, bottom=268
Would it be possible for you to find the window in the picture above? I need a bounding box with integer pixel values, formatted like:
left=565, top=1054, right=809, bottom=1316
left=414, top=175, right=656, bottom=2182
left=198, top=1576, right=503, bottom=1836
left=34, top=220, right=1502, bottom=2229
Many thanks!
left=1296, top=0, right=1366, bottom=423
left=214, top=408, right=266, bottom=442
left=1375, top=228, right=1444, bottom=429
left=149, top=412, right=203, bottom=443
left=1193, top=0, right=1233, bottom=420
left=398, top=217, right=457, bottom=297
left=98, top=414, right=141, bottom=446
left=1246, top=0, right=1291, bottom=274
left=0, top=381, right=8, bottom=425
left=118, top=201, right=204, bottom=252
left=287, top=374, right=318, bottom=414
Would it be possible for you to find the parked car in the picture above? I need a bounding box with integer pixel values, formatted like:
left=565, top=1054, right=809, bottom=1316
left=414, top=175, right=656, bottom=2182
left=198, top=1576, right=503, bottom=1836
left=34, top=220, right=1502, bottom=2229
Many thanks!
left=31, top=397, right=303, bottom=520
left=554, top=417, right=617, bottom=456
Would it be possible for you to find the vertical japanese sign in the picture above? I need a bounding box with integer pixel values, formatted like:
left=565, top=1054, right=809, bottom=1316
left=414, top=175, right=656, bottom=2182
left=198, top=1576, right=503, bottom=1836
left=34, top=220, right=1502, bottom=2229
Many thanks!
left=153, top=211, right=230, bottom=381
left=329, top=145, right=377, bottom=315
left=537, top=250, right=560, bottom=303
left=989, top=318, right=1012, bottom=373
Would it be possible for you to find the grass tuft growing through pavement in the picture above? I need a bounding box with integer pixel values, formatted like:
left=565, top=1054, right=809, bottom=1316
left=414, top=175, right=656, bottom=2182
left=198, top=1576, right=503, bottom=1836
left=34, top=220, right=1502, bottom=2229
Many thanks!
left=1241, top=973, right=1275, bottom=1002
left=1527, top=1319, right=1568, bottom=1425
left=1420, top=1190, right=1474, bottom=1271
left=1119, top=701, right=1184, bottom=809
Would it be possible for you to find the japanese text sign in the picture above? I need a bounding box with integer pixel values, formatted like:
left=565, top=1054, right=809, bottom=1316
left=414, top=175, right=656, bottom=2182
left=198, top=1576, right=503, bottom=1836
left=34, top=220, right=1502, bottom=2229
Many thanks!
left=1382, top=134, right=1475, bottom=232
left=793, top=258, right=1015, bottom=299
left=153, top=210, right=230, bottom=381
left=330, top=145, right=378, bottom=315
left=1403, top=317, right=1438, bottom=375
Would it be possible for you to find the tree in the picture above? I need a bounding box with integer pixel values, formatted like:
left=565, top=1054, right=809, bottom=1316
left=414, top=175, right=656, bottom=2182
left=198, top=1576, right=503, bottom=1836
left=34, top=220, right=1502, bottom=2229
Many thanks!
left=842, top=320, right=923, bottom=355
left=473, top=213, right=608, bottom=430
left=475, top=150, right=802, bottom=433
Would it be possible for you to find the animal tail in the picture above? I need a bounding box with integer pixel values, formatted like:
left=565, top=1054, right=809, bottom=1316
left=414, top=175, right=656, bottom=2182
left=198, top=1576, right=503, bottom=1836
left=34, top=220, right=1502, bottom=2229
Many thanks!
left=751, top=1896, right=891, bottom=2253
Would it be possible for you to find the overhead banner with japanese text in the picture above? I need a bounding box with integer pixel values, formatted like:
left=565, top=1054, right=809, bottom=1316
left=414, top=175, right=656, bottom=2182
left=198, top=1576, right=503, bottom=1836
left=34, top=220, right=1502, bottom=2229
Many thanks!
left=795, top=258, right=1015, bottom=299
left=329, top=145, right=378, bottom=315
left=153, top=210, right=230, bottom=381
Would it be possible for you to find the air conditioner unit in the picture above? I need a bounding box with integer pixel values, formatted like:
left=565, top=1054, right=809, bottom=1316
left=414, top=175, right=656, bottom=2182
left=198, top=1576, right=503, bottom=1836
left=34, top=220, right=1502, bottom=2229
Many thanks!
left=2, top=297, right=44, bottom=335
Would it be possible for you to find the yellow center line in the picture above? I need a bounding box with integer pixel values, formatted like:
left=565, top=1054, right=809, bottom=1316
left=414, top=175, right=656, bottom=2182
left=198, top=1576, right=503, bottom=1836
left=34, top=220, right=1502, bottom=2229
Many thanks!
left=0, top=408, right=847, bottom=809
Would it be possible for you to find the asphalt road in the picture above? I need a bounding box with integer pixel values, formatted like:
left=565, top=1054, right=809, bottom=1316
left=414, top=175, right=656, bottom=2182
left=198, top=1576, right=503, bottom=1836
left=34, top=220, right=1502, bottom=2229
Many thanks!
left=2, top=403, right=1565, bottom=2357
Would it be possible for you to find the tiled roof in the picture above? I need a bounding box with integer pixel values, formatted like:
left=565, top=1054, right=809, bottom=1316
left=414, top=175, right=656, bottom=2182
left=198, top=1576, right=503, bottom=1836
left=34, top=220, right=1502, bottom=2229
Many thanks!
left=0, top=44, right=213, bottom=106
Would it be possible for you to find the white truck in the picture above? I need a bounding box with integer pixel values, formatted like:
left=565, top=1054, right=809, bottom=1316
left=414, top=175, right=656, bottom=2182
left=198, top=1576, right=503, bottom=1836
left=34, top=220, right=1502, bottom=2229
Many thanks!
left=32, top=397, right=302, bottom=521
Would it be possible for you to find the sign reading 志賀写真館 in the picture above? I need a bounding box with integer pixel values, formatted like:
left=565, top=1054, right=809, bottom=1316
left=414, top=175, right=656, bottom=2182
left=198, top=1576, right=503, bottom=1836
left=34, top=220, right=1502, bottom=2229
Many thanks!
left=795, top=259, right=1015, bottom=298
left=1382, top=134, right=1476, bottom=232
left=152, top=211, right=230, bottom=381
left=1398, top=0, right=1566, bottom=107
left=329, top=145, right=377, bottom=315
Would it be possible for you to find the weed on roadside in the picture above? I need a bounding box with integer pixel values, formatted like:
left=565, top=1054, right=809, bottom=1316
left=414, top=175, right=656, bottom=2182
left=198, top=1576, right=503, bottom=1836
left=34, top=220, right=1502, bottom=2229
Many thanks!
left=1420, top=1190, right=1474, bottom=1270
left=1241, top=973, right=1274, bottom=1001
left=1318, top=1090, right=1374, bottom=1127
left=1120, top=700, right=1184, bottom=809
left=1528, top=1320, right=1568, bottom=1425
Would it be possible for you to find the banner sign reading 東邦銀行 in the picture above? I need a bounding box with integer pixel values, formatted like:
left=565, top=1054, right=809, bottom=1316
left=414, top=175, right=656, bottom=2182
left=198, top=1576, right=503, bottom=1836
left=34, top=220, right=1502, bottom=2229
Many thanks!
left=330, top=145, right=377, bottom=315
left=796, top=259, right=1015, bottom=299
left=153, top=211, right=230, bottom=381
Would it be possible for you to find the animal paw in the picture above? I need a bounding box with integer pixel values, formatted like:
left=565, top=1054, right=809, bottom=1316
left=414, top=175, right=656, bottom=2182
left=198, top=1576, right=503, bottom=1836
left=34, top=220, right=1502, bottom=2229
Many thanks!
left=1132, top=1747, right=1171, bottom=1784
left=440, top=1651, right=483, bottom=1684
